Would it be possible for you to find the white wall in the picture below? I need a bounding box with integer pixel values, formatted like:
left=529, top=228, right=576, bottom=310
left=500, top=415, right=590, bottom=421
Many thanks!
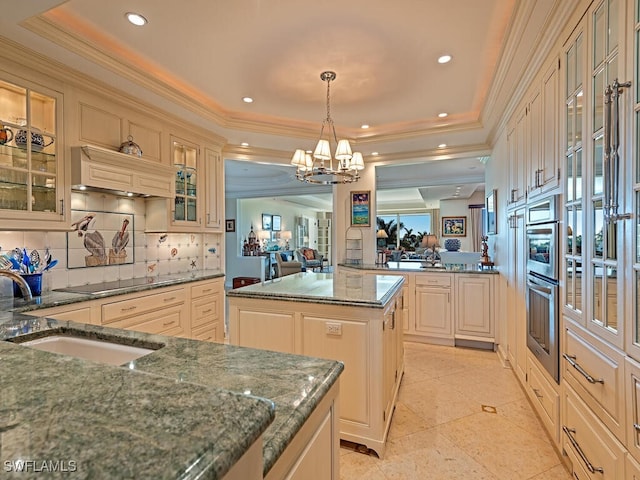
left=439, top=190, right=486, bottom=252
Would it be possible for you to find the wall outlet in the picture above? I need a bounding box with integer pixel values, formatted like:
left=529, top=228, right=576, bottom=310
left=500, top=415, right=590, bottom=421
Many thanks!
left=325, top=322, right=342, bottom=336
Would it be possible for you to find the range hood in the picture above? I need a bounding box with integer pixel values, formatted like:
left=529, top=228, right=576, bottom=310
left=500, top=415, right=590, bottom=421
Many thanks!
left=71, top=145, right=175, bottom=198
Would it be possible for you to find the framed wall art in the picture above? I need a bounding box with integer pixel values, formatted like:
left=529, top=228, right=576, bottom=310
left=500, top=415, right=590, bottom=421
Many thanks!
left=262, top=213, right=272, bottom=231
left=442, top=216, right=467, bottom=237
left=351, top=191, right=371, bottom=226
left=486, top=189, right=497, bottom=235
left=225, top=219, right=236, bottom=232
left=272, top=215, right=281, bottom=231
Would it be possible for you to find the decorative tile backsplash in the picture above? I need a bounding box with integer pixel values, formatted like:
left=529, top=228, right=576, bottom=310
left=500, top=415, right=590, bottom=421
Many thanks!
left=0, top=192, right=222, bottom=296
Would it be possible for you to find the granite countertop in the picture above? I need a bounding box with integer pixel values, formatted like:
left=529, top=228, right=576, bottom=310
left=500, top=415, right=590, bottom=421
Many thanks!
left=227, top=270, right=405, bottom=307
left=0, top=315, right=343, bottom=479
left=339, top=261, right=498, bottom=274
left=2, top=270, right=225, bottom=314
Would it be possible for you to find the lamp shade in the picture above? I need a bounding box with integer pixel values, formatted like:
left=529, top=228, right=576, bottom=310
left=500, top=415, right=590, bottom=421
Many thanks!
left=376, top=229, right=389, bottom=239
left=313, top=139, right=331, bottom=161
left=421, top=234, right=438, bottom=248
left=281, top=230, right=292, bottom=240
left=350, top=152, right=365, bottom=170
left=291, top=149, right=307, bottom=168
left=335, top=139, right=353, bottom=161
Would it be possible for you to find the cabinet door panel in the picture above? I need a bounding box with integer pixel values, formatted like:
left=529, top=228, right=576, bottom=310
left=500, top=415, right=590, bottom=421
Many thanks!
left=79, top=102, right=122, bottom=148
left=301, top=316, right=369, bottom=426
left=415, top=287, right=452, bottom=337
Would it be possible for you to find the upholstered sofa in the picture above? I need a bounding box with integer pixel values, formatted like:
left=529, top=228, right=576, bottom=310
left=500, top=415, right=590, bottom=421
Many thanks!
left=295, top=247, right=324, bottom=271
left=274, top=252, right=302, bottom=277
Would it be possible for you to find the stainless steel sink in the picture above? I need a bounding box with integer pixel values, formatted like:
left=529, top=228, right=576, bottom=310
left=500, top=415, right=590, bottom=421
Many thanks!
left=12, top=332, right=161, bottom=365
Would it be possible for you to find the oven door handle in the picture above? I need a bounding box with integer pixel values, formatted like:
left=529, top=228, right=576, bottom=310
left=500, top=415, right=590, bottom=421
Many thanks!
left=527, top=278, right=552, bottom=295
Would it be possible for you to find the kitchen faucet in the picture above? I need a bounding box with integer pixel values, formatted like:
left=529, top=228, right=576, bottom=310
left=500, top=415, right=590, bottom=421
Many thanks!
left=0, top=270, right=33, bottom=300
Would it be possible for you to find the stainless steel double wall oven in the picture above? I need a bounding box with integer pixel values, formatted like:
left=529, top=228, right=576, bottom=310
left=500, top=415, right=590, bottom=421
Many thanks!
left=526, top=195, right=560, bottom=382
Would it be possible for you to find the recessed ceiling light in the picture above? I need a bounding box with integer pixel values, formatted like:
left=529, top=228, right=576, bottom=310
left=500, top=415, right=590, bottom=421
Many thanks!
left=361, top=124, right=370, bottom=129
left=242, top=97, right=254, bottom=103
left=126, top=12, right=147, bottom=26
left=438, top=55, right=452, bottom=64
left=240, top=142, right=249, bottom=147
left=127, top=192, right=134, bottom=197
left=371, top=152, right=379, bottom=156
left=438, top=112, right=448, bottom=118
left=438, top=143, right=447, bottom=148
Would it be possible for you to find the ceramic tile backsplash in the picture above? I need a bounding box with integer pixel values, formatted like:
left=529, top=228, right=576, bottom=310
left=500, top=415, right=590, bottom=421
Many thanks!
left=0, top=192, right=223, bottom=293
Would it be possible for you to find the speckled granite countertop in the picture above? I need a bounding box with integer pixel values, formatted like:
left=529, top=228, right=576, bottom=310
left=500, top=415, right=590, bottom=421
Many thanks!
left=226, top=270, right=404, bottom=307
left=0, top=315, right=343, bottom=479
left=339, top=262, right=498, bottom=274
left=1, top=270, right=225, bottom=314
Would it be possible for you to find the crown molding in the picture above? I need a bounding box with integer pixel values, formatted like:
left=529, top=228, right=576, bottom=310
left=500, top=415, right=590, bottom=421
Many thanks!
left=0, top=34, right=226, bottom=146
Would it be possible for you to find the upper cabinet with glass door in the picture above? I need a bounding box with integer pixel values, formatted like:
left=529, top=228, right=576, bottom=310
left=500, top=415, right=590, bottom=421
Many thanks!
left=0, top=76, right=65, bottom=229
left=586, top=0, right=626, bottom=349
left=146, top=136, right=203, bottom=232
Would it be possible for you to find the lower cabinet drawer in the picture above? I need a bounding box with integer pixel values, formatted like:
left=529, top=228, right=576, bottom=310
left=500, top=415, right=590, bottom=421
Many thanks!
left=192, top=322, right=220, bottom=343
left=625, top=356, right=640, bottom=465
left=192, top=298, right=218, bottom=329
left=109, top=305, right=186, bottom=337
left=562, top=384, right=625, bottom=480
left=563, top=326, right=624, bottom=442
left=527, top=355, right=559, bottom=443
left=102, top=288, right=185, bottom=324
left=628, top=454, right=640, bottom=480
left=191, top=280, right=221, bottom=299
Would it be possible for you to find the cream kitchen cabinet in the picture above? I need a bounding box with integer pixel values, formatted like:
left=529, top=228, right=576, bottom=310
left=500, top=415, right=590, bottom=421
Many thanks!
left=562, top=383, right=626, bottom=480
left=507, top=105, right=528, bottom=207
left=229, top=282, right=404, bottom=458
left=0, top=72, right=68, bottom=230
left=24, top=302, right=100, bottom=325
left=204, top=147, right=224, bottom=232
left=625, top=356, right=640, bottom=465
left=527, top=57, right=561, bottom=199
left=455, top=274, right=494, bottom=342
left=146, top=137, right=225, bottom=233
left=102, top=287, right=189, bottom=337
left=526, top=353, right=560, bottom=444
left=190, top=278, right=224, bottom=342
left=414, top=273, right=453, bottom=342
left=563, top=323, right=625, bottom=443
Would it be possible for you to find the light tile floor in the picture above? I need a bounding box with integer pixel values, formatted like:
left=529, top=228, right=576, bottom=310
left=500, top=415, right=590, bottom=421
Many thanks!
left=340, top=342, right=571, bottom=480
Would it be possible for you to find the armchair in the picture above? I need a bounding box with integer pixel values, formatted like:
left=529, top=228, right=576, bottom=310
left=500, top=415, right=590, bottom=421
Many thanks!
left=295, top=247, right=324, bottom=272
left=274, top=252, right=302, bottom=277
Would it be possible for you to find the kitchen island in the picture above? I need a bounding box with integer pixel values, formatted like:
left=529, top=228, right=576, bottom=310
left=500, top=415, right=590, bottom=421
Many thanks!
left=0, top=312, right=343, bottom=479
left=227, top=271, right=405, bottom=457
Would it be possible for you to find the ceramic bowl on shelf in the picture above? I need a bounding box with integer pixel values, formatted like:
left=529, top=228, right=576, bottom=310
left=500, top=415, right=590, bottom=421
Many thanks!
left=15, top=129, right=54, bottom=152
left=0, top=125, right=13, bottom=145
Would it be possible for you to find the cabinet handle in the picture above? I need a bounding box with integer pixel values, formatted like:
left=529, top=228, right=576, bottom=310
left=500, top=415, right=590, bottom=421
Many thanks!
left=633, top=423, right=640, bottom=432
left=202, top=309, right=212, bottom=314
left=207, top=213, right=210, bottom=224
left=532, top=388, right=543, bottom=399
left=121, top=306, right=137, bottom=312
left=562, top=426, right=604, bottom=474
left=163, top=296, right=176, bottom=302
left=59, top=199, right=64, bottom=216
left=201, top=288, right=212, bottom=293
left=562, top=353, right=604, bottom=384
left=163, top=321, right=175, bottom=327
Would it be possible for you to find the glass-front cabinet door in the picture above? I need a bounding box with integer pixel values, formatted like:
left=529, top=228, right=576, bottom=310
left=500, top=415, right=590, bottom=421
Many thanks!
left=564, top=26, right=585, bottom=320
left=629, top=0, right=640, bottom=357
left=172, top=137, right=200, bottom=226
left=587, top=0, right=626, bottom=348
left=0, top=75, right=64, bottom=226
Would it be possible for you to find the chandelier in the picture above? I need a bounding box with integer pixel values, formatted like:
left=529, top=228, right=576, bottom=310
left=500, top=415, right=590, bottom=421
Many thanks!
left=291, top=71, right=364, bottom=184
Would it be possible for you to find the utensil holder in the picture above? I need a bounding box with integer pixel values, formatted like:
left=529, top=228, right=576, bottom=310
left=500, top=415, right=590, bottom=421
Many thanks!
left=13, top=273, right=42, bottom=297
